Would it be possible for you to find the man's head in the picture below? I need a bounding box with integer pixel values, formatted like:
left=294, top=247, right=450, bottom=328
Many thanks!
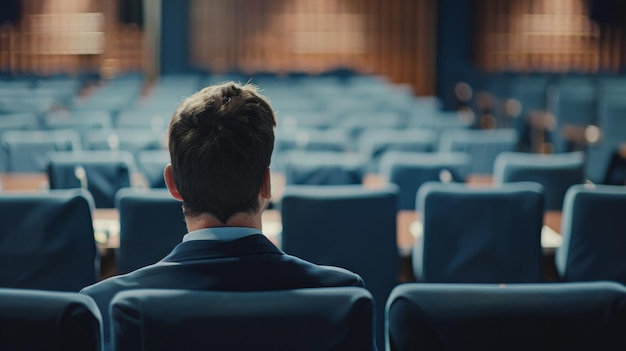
left=165, top=82, right=276, bottom=224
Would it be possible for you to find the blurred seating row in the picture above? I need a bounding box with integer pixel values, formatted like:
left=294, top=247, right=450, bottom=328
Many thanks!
left=459, top=73, right=626, bottom=183
left=2, top=281, right=626, bottom=351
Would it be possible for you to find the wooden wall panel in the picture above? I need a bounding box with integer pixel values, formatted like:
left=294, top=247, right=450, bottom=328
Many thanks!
left=189, top=0, right=437, bottom=95
left=476, top=0, right=625, bottom=73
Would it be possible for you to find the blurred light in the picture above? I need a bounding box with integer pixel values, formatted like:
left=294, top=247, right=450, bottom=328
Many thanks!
left=585, top=125, right=601, bottom=144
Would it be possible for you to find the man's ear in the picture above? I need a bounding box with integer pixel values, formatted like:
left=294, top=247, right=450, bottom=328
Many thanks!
left=164, top=164, right=183, bottom=202
left=261, top=167, right=272, bottom=200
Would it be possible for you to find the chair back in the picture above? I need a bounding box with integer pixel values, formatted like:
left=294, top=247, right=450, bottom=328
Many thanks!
left=493, top=151, right=585, bottom=210
left=386, top=282, right=626, bottom=351
left=414, top=181, right=544, bottom=283
left=115, top=188, right=186, bottom=274
left=281, top=185, right=398, bottom=350
left=1, top=129, right=81, bottom=172
left=0, top=288, right=102, bottom=351
left=111, top=287, right=375, bottom=351
left=0, top=189, right=98, bottom=291
left=380, top=151, right=470, bottom=210
left=556, top=184, right=626, bottom=284
left=284, top=151, right=365, bottom=185
left=47, top=150, right=135, bottom=208
left=438, top=128, right=518, bottom=175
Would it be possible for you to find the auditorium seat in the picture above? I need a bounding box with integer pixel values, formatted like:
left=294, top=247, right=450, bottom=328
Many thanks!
left=115, top=188, right=186, bottom=274
left=283, top=151, right=365, bottom=185
left=386, top=281, right=626, bottom=351
left=413, top=181, right=544, bottom=283
left=0, top=288, right=102, bottom=351
left=438, top=128, right=518, bottom=175
left=556, top=184, right=626, bottom=284
left=110, top=287, right=375, bottom=351
left=1, top=129, right=82, bottom=172
left=281, top=185, right=398, bottom=350
left=0, top=189, right=99, bottom=291
left=493, top=151, right=585, bottom=210
left=47, top=150, right=135, bottom=208
left=379, top=151, right=470, bottom=210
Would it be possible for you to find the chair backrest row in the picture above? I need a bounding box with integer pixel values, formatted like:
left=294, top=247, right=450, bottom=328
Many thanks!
left=3, top=282, right=626, bottom=351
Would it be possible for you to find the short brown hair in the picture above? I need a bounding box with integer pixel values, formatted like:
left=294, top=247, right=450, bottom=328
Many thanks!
left=168, top=82, right=276, bottom=223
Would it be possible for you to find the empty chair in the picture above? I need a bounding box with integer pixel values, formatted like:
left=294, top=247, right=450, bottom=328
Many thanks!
left=0, top=112, right=40, bottom=172
left=556, top=184, right=626, bottom=284
left=493, top=151, right=585, bottom=210
left=386, top=282, right=626, bottom=351
left=0, top=288, right=102, bottom=351
left=83, top=128, right=165, bottom=156
left=111, top=287, right=374, bottom=351
left=413, top=181, right=544, bottom=283
left=551, top=85, right=596, bottom=153
left=438, top=128, right=518, bottom=175
left=47, top=150, right=135, bottom=208
left=136, top=150, right=170, bottom=188
left=586, top=93, right=626, bottom=184
left=379, top=151, right=471, bottom=210
left=0, top=189, right=99, bottom=291
left=1, top=129, right=82, bottom=172
left=43, top=110, right=113, bottom=134
left=283, top=151, right=365, bottom=185
left=115, top=109, right=169, bottom=131
left=281, top=185, right=398, bottom=350
left=359, top=129, right=438, bottom=173
left=115, top=188, right=187, bottom=274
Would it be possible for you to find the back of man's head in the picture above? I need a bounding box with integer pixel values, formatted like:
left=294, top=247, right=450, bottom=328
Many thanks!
left=168, top=82, right=276, bottom=223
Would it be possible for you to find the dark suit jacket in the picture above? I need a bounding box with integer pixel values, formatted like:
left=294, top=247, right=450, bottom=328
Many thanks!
left=81, top=234, right=365, bottom=350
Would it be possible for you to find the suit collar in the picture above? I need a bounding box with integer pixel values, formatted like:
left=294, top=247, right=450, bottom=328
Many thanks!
left=162, top=234, right=284, bottom=262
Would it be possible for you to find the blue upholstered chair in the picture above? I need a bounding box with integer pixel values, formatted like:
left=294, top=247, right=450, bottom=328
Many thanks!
left=0, top=288, right=102, bottom=351
left=1, top=129, right=82, bottom=172
left=493, top=151, right=585, bottom=210
left=115, top=188, right=186, bottom=274
left=43, top=110, right=113, bottom=134
left=281, top=185, right=398, bottom=350
left=47, top=150, right=135, bottom=208
left=0, top=189, right=99, bottom=291
left=0, top=112, right=40, bottom=172
left=379, top=151, right=471, bottom=210
left=413, top=181, right=544, bottom=283
left=551, top=85, right=596, bottom=153
left=386, top=282, right=626, bottom=351
left=358, top=129, right=438, bottom=173
left=586, top=93, right=626, bottom=184
left=556, top=184, right=626, bottom=284
left=136, top=150, right=170, bottom=188
left=83, top=128, right=165, bottom=156
left=438, top=128, right=518, bottom=175
left=283, top=151, right=366, bottom=185
left=110, top=287, right=375, bottom=351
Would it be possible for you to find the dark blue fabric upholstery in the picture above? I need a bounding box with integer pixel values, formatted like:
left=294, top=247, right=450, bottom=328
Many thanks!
left=438, top=128, right=518, bottom=175
left=1, top=129, right=81, bottom=172
left=136, top=150, right=170, bottom=188
left=284, top=151, right=365, bottom=185
left=556, top=184, right=626, bottom=284
left=281, top=185, right=398, bottom=350
left=413, top=181, right=544, bottom=283
left=47, top=150, right=135, bottom=208
left=111, top=287, right=375, bottom=351
left=386, top=282, right=626, bottom=351
left=0, top=288, right=102, bottom=351
left=493, top=151, right=585, bottom=210
left=0, top=189, right=98, bottom=291
left=380, top=151, right=471, bottom=210
left=115, top=188, right=186, bottom=274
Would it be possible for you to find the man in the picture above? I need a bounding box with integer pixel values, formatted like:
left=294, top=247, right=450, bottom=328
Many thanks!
left=80, top=82, right=365, bottom=349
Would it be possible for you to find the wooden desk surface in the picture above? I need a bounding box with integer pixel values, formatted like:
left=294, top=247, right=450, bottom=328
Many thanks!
left=3, top=172, right=561, bottom=253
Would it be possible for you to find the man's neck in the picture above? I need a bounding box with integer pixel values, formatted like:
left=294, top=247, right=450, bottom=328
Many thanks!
left=185, top=211, right=263, bottom=232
